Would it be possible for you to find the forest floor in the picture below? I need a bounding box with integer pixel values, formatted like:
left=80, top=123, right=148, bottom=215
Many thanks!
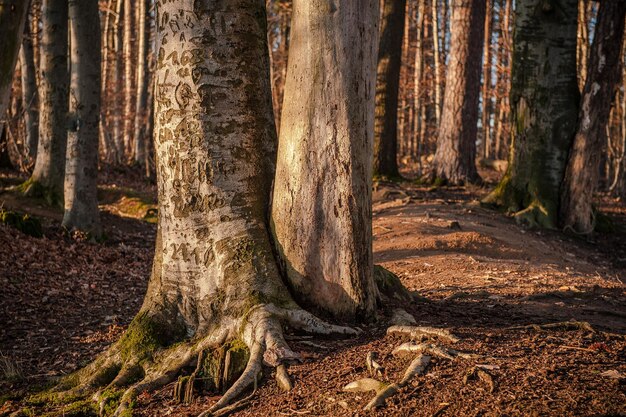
left=0, top=166, right=625, bottom=417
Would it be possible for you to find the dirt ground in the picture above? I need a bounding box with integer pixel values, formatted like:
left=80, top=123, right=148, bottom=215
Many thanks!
left=0, top=167, right=625, bottom=417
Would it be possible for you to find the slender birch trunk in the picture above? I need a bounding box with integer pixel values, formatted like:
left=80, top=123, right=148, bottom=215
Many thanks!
left=133, top=0, right=150, bottom=167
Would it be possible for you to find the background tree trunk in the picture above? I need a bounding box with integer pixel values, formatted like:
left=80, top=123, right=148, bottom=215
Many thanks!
left=374, top=0, right=407, bottom=179
left=559, top=0, right=626, bottom=234
left=63, top=0, right=102, bottom=237
left=482, top=0, right=579, bottom=229
left=133, top=0, right=150, bottom=168
left=481, top=0, right=493, bottom=159
left=271, top=0, right=379, bottom=319
left=431, top=0, right=485, bottom=185
left=122, top=0, right=134, bottom=157
left=25, top=0, right=68, bottom=205
left=0, top=0, right=29, bottom=140
left=20, top=11, right=39, bottom=161
left=432, top=0, right=442, bottom=127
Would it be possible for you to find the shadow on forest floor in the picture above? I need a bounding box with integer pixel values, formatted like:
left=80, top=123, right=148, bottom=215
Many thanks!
left=0, top=167, right=625, bottom=417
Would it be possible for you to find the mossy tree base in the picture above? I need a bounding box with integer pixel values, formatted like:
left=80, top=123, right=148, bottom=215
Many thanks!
left=15, top=178, right=63, bottom=208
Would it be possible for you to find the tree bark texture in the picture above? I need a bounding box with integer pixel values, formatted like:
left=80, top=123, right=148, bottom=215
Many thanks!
left=431, top=0, right=485, bottom=185
left=0, top=1, right=29, bottom=138
left=483, top=0, right=579, bottom=229
left=374, top=0, right=407, bottom=178
left=560, top=0, right=626, bottom=234
left=63, top=0, right=102, bottom=237
left=122, top=0, right=135, bottom=155
left=271, top=0, right=379, bottom=319
left=59, top=3, right=358, bottom=414
left=20, top=12, right=39, bottom=160
left=27, top=0, right=68, bottom=205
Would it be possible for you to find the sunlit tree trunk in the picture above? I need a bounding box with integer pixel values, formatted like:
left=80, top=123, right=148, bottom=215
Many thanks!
left=20, top=12, right=39, bottom=160
left=62, top=0, right=102, bottom=237
left=122, top=0, right=134, bottom=156
left=560, top=1, right=626, bottom=234
left=374, top=0, right=407, bottom=178
left=111, top=0, right=123, bottom=163
left=431, top=0, right=485, bottom=185
left=23, top=0, right=68, bottom=205
left=271, top=0, right=379, bottom=319
left=0, top=1, right=29, bottom=140
left=483, top=0, right=579, bottom=229
left=431, top=0, right=442, bottom=126
left=133, top=0, right=150, bottom=168
left=481, top=0, right=493, bottom=159
left=63, top=3, right=358, bottom=414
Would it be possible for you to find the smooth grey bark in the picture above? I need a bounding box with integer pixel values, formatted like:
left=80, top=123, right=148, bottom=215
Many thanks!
left=0, top=1, right=29, bottom=139
left=271, top=0, right=379, bottom=319
left=25, top=0, right=68, bottom=206
left=63, top=0, right=102, bottom=237
left=111, top=0, right=123, bottom=163
left=483, top=0, right=579, bottom=229
left=373, top=0, right=407, bottom=179
left=560, top=0, right=626, bottom=234
left=20, top=12, right=39, bottom=160
left=63, top=2, right=356, bottom=414
left=431, top=0, right=485, bottom=185
left=133, top=0, right=150, bottom=168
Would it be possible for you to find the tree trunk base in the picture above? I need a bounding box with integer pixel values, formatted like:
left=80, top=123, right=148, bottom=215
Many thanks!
left=14, top=178, right=62, bottom=207
left=42, top=302, right=357, bottom=416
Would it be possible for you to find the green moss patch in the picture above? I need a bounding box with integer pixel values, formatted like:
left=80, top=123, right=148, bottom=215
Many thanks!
left=0, top=209, right=43, bottom=237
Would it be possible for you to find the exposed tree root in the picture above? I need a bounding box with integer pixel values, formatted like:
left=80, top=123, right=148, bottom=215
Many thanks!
left=392, top=342, right=480, bottom=360
left=44, top=303, right=357, bottom=417
left=343, top=355, right=431, bottom=410
left=507, top=321, right=596, bottom=333
left=387, top=325, right=460, bottom=343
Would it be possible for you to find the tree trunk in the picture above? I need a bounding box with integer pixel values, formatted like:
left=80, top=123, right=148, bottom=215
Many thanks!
left=432, top=0, right=442, bottom=126
left=481, top=0, right=493, bottom=159
left=0, top=0, right=29, bottom=140
left=20, top=11, right=39, bottom=161
left=57, top=1, right=358, bottom=414
left=133, top=0, right=150, bottom=168
left=413, top=0, right=425, bottom=176
left=271, top=0, right=379, bottom=319
left=63, top=0, right=102, bottom=237
left=373, top=0, right=407, bottom=179
left=122, top=0, right=134, bottom=156
left=431, top=0, right=485, bottom=185
left=559, top=1, right=626, bottom=234
left=23, top=0, right=68, bottom=206
left=111, top=0, right=124, bottom=163
left=483, top=0, right=579, bottom=229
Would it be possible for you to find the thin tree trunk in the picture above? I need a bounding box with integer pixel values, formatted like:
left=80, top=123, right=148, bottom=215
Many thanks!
left=0, top=0, right=29, bottom=139
left=431, top=0, right=485, bottom=185
left=576, top=0, right=590, bottom=93
left=99, top=0, right=115, bottom=162
left=20, top=11, right=39, bottom=160
left=122, top=0, right=134, bottom=157
left=560, top=1, right=626, bottom=234
left=374, top=0, right=407, bottom=178
left=413, top=0, right=425, bottom=174
left=271, top=0, right=379, bottom=319
left=133, top=0, right=150, bottom=168
left=23, top=0, right=68, bottom=206
left=63, top=0, right=102, bottom=237
left=483, top=0, right=579, bottom=229
left=111, top=0, right=123, bottom=163
left=431, top=0, right=442, bottom=127
left=481, top=0, right=493, bottom=159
